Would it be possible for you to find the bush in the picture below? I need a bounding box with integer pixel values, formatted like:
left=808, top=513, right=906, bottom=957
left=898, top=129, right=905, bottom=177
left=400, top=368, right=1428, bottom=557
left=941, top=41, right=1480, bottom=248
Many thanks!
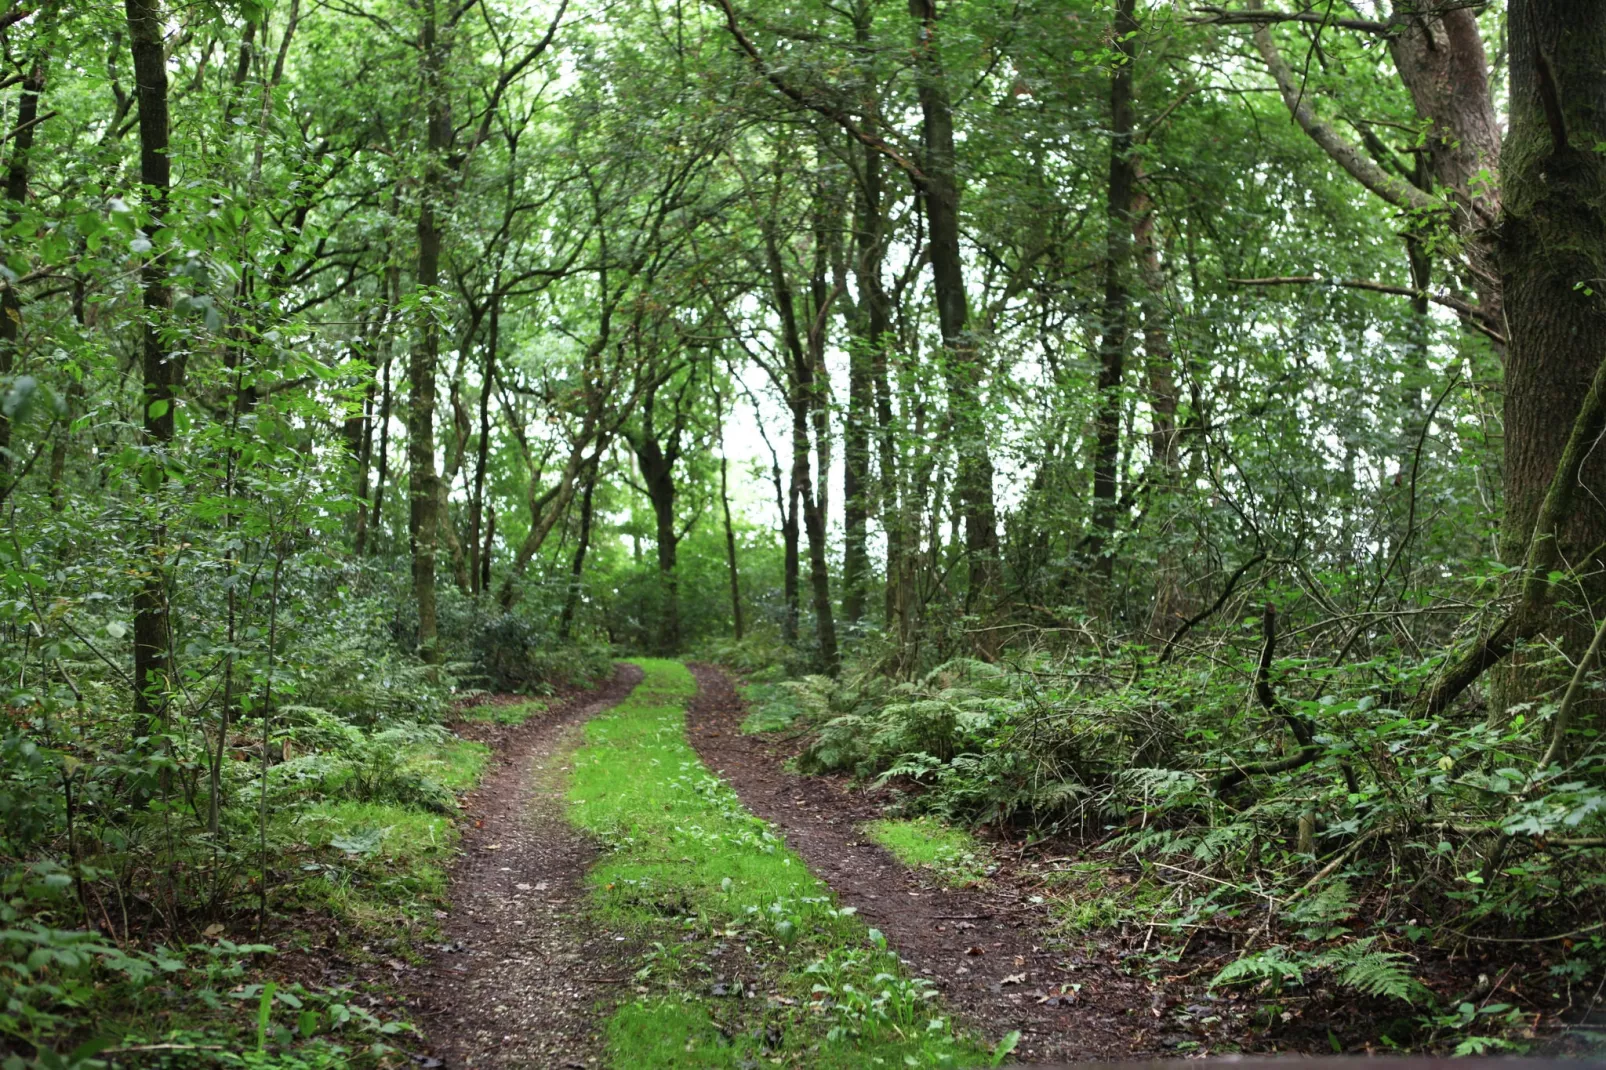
left=461, top=610, right=613, bottom=693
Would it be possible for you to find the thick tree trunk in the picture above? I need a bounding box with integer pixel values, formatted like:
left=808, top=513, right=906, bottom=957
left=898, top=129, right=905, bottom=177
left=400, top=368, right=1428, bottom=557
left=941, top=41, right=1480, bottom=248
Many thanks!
left=410, top=0, right=448, bottom=660
left=1495, top=1, right=1606, bottom=726
left=1091, top=0, right=1138, bottom=585
left=0, top=59, right=44, bottom=471
left=126, top=0, right=175, bottom=737
left=644, top=459, right=679, bottom=654
left=910, top=0, right=998, bottom=617
left=1387, top=2, right=1502, bottom=326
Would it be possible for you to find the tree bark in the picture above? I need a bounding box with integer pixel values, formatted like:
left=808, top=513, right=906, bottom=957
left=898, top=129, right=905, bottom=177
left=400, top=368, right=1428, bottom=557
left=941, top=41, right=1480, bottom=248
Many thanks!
left=764, top=217, right=838, bottom=672
left=844, top=122, right=890, bottom=629
left=1090, top=0, right=1138, bottom=585
left=469, top=289, right=498, bottom=595
left=0, top=58, right=44, bottom=472
left=910, top=0, right=999, bottom=618
left=782, top=466, right=800, bottom=642
left=1132, top=180, right=1191, bottom=636
left=410, top=0, right=448, bottom=660
left=717, top=405, right=744, bottom=642
left=558, top=464, right=595, bottom=640
left=126, top=0, right=175, bottom=737
left=1494, top=0, right=1606, bottom=726
left=638, top=441, right=680, bottom=654
left=370, top=339, right=393, bottom=556
left=1386, top=2, right=1502, bottom=327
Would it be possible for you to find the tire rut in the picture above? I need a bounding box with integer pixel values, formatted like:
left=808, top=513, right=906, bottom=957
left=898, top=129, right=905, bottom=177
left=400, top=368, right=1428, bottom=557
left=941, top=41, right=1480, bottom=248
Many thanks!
left=684, top=662, right=1158, bottom=1063
left=416, top=662, right=644, bottom=1069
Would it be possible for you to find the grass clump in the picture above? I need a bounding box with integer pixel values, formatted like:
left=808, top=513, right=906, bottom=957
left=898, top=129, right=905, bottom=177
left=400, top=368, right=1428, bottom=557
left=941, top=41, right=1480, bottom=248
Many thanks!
left=864, top=817, right=989, bottom=887
left=739, top=677, right=834, bottom=735
left=567, top=659, right=1002, bottom=1068
left=402, top=737, right=490, bottom=791
left=459, top=699, right=548, bottom=726
left=1040, top=861, right=1167, bottom=936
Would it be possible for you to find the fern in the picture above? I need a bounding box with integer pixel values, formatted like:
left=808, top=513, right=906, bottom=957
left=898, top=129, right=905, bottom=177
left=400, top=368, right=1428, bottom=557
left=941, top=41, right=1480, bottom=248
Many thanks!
left=1212, top=938, right=1423, bottom=1004
left=1312, top=937, right=1424, bottom=1003
left=1211, top=947, right=1305, bottom=991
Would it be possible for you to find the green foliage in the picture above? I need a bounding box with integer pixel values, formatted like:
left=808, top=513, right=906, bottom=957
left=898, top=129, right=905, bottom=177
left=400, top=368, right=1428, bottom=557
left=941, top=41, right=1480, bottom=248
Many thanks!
left=1211, top=937, right=1425, bottom=1005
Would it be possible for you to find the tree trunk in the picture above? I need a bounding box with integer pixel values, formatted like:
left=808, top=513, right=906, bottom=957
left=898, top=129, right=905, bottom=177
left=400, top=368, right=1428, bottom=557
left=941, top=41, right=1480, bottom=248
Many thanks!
left=558, top=465, right=595, bottom=640
left=764, top=213, right=839, bottom=672
left=910, top=0, right=998, bottom=618
left=719, top=417, right=744, bottom=642
left=1495, top=0, right=1606, bottom=726
left=0, top=58, right=44, bottom=472
left=843, top=130, right=888, bottom=629
left=1090, top=0, right=1138, bottom=587
left=370, top=344, right=393, bottom=556
left=481, top=506, right=495, bottom=592
left=1387, top=2, right=1502, bottom=327
left=126, top=0, right=175, bottom=737
left=782, top=467, right=800, bottom=642
left=1132, top=180, right=1191, bottom=637
left=410, top=0, right=448, bottom=660
left=793, top=391, right=839, bottom=674
left=647, top=462, right=679, bottom=654
left=469, top=289, right=498, bottom=595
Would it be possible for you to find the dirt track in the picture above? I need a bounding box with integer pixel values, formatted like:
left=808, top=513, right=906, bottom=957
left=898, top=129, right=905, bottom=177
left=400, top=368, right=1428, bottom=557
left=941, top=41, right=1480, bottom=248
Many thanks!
left=416, top=663, right=642, bottom=1069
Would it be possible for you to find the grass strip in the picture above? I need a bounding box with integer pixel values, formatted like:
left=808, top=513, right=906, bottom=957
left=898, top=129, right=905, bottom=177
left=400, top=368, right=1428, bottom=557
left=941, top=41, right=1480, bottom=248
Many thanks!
left=864, top=817, right=990, bottom=888
left=568, top=659, right=1012, bottom=1068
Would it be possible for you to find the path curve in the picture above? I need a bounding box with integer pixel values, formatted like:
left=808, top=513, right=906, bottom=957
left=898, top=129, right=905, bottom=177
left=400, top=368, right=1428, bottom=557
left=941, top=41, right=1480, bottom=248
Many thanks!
left=684, top=662, right=1156, bottom=1063
left=416, top=662, right=644, bottom=1069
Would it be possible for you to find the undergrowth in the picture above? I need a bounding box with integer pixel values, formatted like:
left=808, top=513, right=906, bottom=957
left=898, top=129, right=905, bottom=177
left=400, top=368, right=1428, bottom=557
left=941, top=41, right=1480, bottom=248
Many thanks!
left=735, top=648, right=1606, bottom=1053
left=0, top=590, right=531, bottom=1067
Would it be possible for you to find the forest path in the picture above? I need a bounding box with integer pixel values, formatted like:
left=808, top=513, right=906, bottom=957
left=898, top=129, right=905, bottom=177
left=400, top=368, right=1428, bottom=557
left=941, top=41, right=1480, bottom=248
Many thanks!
left=683, top=663, right=1162, bottom=1063
left=415, top=663, right=643, bottom=1069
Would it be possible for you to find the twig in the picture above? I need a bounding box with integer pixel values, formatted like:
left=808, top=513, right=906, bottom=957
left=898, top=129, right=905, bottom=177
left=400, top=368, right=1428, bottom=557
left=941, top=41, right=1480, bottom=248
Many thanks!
left=1158, top=553, right=1264, bottom=663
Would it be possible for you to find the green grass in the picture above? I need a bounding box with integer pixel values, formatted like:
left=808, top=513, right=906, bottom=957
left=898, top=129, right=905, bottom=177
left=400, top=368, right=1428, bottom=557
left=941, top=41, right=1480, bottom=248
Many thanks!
left=282, top=735, right=491, bottom=928
left=459, top=699, right=548, bottom=726
left=1042, top=861, right=1166, bottom=935
left=567, top=659, right=1005, bottom=1068
left=738, top=682, right=803, bottom=733
left=402, top=737, right=490, bottom=790
left=864, top=817, right=990, bottom=887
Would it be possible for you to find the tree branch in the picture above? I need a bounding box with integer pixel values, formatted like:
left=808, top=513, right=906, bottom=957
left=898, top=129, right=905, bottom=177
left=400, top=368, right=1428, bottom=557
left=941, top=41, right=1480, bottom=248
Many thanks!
left=1229, top=275, right=1505, bottom=346
left=1192, top=5, right=1391, bottom=35
left=1244, top=1, right=1442, bottom=215
left=704, top=0, right=926, bottom=185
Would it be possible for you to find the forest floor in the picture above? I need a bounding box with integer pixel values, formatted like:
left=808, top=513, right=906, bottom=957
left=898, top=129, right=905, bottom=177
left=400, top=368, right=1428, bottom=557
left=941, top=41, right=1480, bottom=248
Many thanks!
left=413, top=663, right=644, bottom=1068
left=407, top=661, right=1590, bottom=1067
